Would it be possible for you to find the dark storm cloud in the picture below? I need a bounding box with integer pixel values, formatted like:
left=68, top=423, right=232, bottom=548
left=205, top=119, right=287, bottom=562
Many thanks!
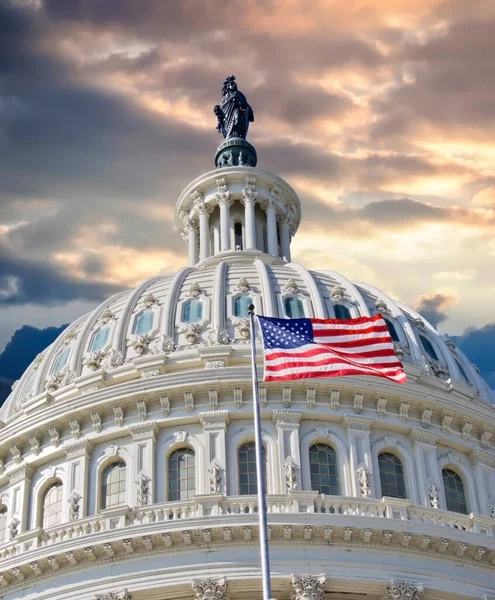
left=414, top=293, right=457, bottom=328
left=0, top=242, right=124, bottom=306
left=452, top=324, right=495, bottom=389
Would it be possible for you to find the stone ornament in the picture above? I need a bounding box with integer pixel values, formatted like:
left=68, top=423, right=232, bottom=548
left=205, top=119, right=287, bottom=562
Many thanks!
left=136, top=473, right=150, bottom=507
left=283, top=457, right=299, bottom=491
left=187, top=282, right=204, bottom=298
left=209, top=461, right=223, bottom=494
left=181, top=323, right=203, bottom=345
left=283, top=279, right=299, bottom=294
left=375, top=299, right=391, bottom=314
left=426, top=480, right=439, bottom=509
left=330, top=285, right=346, bottom=301
left=192, top=576, right=228, bottom=600
left=290, top=574, right=326, bottom=600
left=356, top=464, right=372, bottom=498
left=68, top=492, right=81, bottom=520
left=235, top=277, right=250, bottom=292
left=233, top=318, right=250, bottom=341
left=9, top=517, right=20, bottom=540
left=94, top=591, right=132, bottom=600
left=44, top=367, right=76, bottom=393
left=97, top=308, right=116, bottom=325
left=386, top=580, right=424, bottom=600
left=206, top=328, right=230, bottom=346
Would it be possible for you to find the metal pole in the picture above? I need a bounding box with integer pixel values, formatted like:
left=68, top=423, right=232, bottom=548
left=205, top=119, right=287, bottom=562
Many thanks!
left=248, top=305, right=272, bottom=600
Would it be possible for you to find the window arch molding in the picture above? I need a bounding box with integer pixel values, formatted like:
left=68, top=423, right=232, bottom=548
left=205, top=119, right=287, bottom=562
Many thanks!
left=130, top=305, right=160, bottom=338
left=371, top=438, right=418, bottom=504
left=30, top=466, right=67, bottom=529
left=437, top=455, right=478, bottom=515
left=279, top=292, right=312, bottom=319
left=177, top=294, right=211, bottom=327
left=300, top=430, right=351, bottom=496
left=94, top=445, right=133, bottom=512
left=157, top=432, right=206, bottom=502
left=227, top=428, right=279, bottom=496
left=231, top=292, right=261, bottom=320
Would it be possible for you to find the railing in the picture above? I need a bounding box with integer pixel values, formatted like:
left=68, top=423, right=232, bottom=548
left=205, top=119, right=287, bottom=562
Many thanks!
left=0, top=494, right=493, bottom=560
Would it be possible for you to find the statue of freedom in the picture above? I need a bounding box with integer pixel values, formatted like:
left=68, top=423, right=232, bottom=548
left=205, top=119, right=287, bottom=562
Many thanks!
left=214, top=76, right=254, bottom=140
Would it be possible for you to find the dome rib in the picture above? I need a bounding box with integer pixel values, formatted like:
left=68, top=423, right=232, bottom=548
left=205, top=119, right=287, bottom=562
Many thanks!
left=288, top=263, right=327, bottom=318
left=162, top=267, right=193, bottom=338
left=318, top=269, right=371, bottom=317
left=254, top=259, right=276, bottom=316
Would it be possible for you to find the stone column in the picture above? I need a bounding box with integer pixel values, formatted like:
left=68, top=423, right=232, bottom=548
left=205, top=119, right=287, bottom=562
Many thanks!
left=64, top=440, right=93, bottom=520
left=242, top=175, right=257, bottom=250
left=279, top=214, right=291, bottom=261
left=264, top=198, right=278, bottom=256
left=216, top=177, right=232, bottom=251
left=409, top=429, right=441, bottom=508
left=195, top=203, right=210, bottom=261
left=343, top=415, right=373, bottom=497
left=187, top=223, right=199, bottom=266
left=7, top=464, right=33, bottom=535
left=272, top=410, right=302, bottom=492
left=128, top=422, right=158, bottom=506
left=199, top=411, right=229, bottom=496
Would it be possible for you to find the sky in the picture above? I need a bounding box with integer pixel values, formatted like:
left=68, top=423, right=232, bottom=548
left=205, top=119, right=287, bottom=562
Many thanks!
left=1, top=0, right=495, bottom=356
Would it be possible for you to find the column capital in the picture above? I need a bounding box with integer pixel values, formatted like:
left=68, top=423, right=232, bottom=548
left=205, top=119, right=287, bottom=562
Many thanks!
left=199, top=410, right=230, bottom=430
left=94, top=591, right=132, bottom=600
left=409, top=428, right=439, bottom=447
left=290, top=574, right=326, bottom=600
left=469, top=448, right=495, bottom=468
left=272, top=410, right=302, bottom=427
left=8, top=463, right=34, bottom=485
left=342, top=415, right=372, bottom=432
left=127, top=422, right=158, bottom=441
left=192, top=577, right=228, bottom=600
left=64, top=439, right=93, bottom=460
left=386, top=580, right=424, bottom=600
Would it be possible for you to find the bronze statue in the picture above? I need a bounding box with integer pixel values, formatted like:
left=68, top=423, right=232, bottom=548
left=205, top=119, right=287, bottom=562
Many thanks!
left=214, top=76, right=254, bottom=140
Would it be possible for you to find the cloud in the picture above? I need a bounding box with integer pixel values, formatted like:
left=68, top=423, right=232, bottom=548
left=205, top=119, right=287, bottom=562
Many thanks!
left=451, top=324, right=495, bottom=389
left=413, top=292, right=458, bottom=328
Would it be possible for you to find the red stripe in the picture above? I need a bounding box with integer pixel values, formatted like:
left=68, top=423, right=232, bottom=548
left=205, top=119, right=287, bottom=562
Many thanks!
left=318, top=336, right=393, bottom=349
left=266, top=347, right=396, bottom=361
left=313, top=324, right=389, bottom=337
left=265, top=368, right=406, bottom=383
left=310, top=315, right=383, bottom=325
left=265, top=358, right=403, bottom=372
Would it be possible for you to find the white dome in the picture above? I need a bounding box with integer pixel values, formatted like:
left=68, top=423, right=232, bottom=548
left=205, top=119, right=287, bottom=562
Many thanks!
left=0, top=156, right=494, bottom=599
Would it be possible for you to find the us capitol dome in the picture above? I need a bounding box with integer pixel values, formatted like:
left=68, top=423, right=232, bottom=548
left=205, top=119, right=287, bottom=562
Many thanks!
left=0, top=76, right=494, bottom=600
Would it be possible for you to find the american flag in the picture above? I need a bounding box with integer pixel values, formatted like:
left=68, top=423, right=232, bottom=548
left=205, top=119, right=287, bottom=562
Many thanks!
left=258, top=314, right=406, bottom=384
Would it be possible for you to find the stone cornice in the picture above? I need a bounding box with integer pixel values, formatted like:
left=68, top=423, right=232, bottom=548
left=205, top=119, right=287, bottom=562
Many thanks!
left=127, top=422, right=158, bottom=441
left=469, top=448, right=495, bottom=468
left=198, top=411, right=230, bottom=429
left=342, top=415, right=373, bottom=431
left=409, top=429, right=440, bottom=446
left=272, top=410, right=302, bottom=426
left=64, top=439, right=93, bottom=460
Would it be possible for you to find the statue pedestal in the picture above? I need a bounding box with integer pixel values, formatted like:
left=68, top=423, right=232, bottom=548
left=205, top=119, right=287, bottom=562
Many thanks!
left=215, top=137, right=257, bottom=168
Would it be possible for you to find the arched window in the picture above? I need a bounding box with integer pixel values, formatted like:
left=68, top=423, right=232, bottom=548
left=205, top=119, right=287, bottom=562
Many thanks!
left=42, top=482, right=63, bottom=528
left=234, top=222, right=243, bottom=250
left=238, top=441, right=266, bottom=495
left=334, top=304, right=351, bottom=320
left=134, top=310, right=154, bottom=335
left=90, top=326, right=111, bottom=353
left=309, top=443, right=339, bottom=495
left=419, top=335, right=439, bottom=362
left=183, top=299, right=203, bottom=323
left=51, top=347, right=70, bottom=375
left=378, top=452, right=406, bottom=499
left=234, top=296, right=252, bottom=318
left=284, top=297, right=304, bottom=319
left=442, top=469, right=467, bottom=514
left=0, top=507, right=7, bottom=543
left=168, top=448, right=196, bottom=501
left=101, top=461, right=127, bottom=510
left=384, top=319, right=400, bottom=343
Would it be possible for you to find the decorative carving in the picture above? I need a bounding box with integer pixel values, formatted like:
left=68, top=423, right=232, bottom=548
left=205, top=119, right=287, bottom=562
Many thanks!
left=421, top=407, right=432, bottom=429
left=10, top=443, right=22, bottom=463
left=199, top=411, right=230, bottom=429
left=399, top=401, right=409, bottom=422
left=85, top=351, right=105, bottom=371
left=208, top=389, right=219, bottom=410
left=205, top=360, right=225, bottom=369
left=272, top=410, right=302, bottom=426
left=182, top=323, right=202, bottom=345
left=356, top=464, right=371, bottom=498
left=94, top=590, right=132, bottom=600
left=131, top=334, right=152, bottom=355
left=233, top=387, right=242, bottom=408
left=282, top=386, right=292, bottom=408
left=113, top=405, right=124, bottom=427
left=283, top=279, right=299, bottom=294
left=9, top=517, right=20, bottom=540
left=329, top=389, right=340, bottom=411
left=49, top=426, right=60, bottom=447
left=480, top=429, right=492, bottom=449
left=141, top=293, right=158, bottom=308
left=306, top=387, right=316, bottom=409
left=461, top=421, right=473, bottom=442
left=68, top=492, right=81, bottom=520
left=426, top=480, right=439, bottom=509
left=284, top=457, right=299, bottom=491
left=206, top=328, right=230, bottom=346
left=91, top=412, right=102, bottom=433
left=101, top=348, right=125, bottom=371
left=235, top=277, right=251, bottom=292
left=97, top=308, right=116, bottom=325
left=45, top=366, right=75, bottom=392
left=376, top=396, right=387, bottom=417
left=384, top=434, right=397, bottom=448
left=209, top=462, right=223, bottom=494
left=159, top=395, right=171, bottom=416
left=69, top=418, right=81, bottom=440
left=386, top=580, right=424, bottom=600
left=187, top=282, right=204, bottom=298
left=343, top=415, right=372, bottom=431
left=233, top=318, right=250, bottom=340
left=136, top=473, right=150, bottom=507
left=353, top=392, right=364, bottom=414
left=174, top=430, right=188, bottom=443
left=149, top=334, right=175, bottom=354
left=393, top=342, right=405, bottom=360
left=259, top=386, right=267, bottom=407
left=192, top=576, right=228, bottom=600
left=29, top=435, right=41, bottom=455
left=290, top=574, right=326, bottom=600
left=441, top=413, right=453, bottom=435
left=136, top=399, right=147, bottom=421
left=375, top=299, right=391, bottom=314
left=62, top=329, right=78, bottom=345
left=184, top=392, right=194, bottom=413
left=330, top=285, right=346, bottom=302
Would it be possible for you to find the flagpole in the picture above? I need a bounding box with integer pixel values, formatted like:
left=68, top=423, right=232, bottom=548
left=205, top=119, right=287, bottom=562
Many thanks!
left=248, top=305, right=272, bottom=600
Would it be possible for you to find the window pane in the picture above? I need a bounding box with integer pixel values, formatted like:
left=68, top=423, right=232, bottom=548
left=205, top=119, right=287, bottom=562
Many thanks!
left=234, top=296, right=252, bottom=318
left=101, top=461, right=126, bottom=509
left=442, top=469, right=467, bottom=514
left=52, top=347, right=70, bottom=375
left=385, top=319, right=400, bottom=343
left=284, top=297, right=304, bottom=319
left=90, top=327, right=111, bottom=352
left=334, top=304, right=351, bottom=320
left=309, top=444, right=339, bottom=495
left=419, top=335, right=439, bottom=361
left=134, top=310, right=154, bottom=335
left=238, top=442, right=266, bottom=495
left=183, top=299, right=203, bottom=323
left=378, top=453, right=406, bottom=499
left=168, top=449, right=195, bottom=501
left=42, top=482, right=63, bottom=529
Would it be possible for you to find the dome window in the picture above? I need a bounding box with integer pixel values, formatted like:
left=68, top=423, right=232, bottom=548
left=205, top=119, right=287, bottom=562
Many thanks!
left=168, top=448, right=195, bottom=501
left=101, top=461, right=127, bottom=510
left=234, top=222, right=243, bottom=250
left=42, top=481, right=63, bottom=529
left=234, top=296, right=252, bottom=318
left=183, top=298, right=203, bottom=323
left=419, top=334, right=439, bottom=362
left=238, top=441, right=266, bottom=495
left=309, top=443, right=339, bottom=496
left=442, top=469, right=467, bottom=514
left=384, top=319, right=400, bottom=343
left=134, top=309, right=154, bottom=335
left=51, top=346, right=70, bottom=375
left=334, top=304, right=351, bottom=320
left=284, top=296, right=304, bottom=319
left=90, top=326, right=111, bottom=353
left=378, top=452, right=406, bottom=499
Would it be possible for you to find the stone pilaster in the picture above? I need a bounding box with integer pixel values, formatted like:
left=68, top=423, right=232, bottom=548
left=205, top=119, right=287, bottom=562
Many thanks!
left=272, top=410, right=302, bottom=492
left=128, top=422, right=158, bottom=506
left=64, top=439, right=93, bottom=519
left=343, top=415, right=373, bottom=497
left=199, top=411, right=230, bottom=495
left=6, top=464, right=33, bottom=534
left=409, top=429, right=441, bottom=508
